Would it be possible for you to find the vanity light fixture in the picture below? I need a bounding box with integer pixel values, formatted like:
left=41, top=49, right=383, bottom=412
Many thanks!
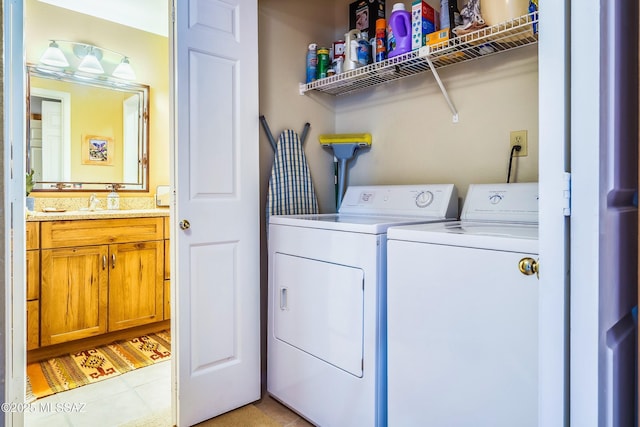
left=39, top=40, right=69, bottom=67
left=38, top=40, right=137, bottom=81
left=77, top=46, right=105, bottom=74
left=112, top=57, right=136, bottom=81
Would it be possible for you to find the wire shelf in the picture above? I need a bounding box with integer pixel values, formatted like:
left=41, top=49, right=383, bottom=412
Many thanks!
left=299, top=12, right=539, bottom=97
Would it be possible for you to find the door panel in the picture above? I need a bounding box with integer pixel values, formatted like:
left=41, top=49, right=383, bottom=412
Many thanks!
left=174, top=0, right=260, bottom=425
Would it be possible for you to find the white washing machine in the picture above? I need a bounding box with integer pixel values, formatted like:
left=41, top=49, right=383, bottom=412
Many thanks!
left=268, top=184, right=458, bottom=427
left=386, top=182, right=540, bottom=427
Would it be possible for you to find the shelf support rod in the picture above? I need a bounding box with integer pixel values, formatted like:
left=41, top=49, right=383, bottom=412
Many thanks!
left=424, top=55, right=459, bottom=123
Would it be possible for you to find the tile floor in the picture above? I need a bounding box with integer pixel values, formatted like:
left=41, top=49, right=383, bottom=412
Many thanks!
left=23, top=360, right=313, bottom=427
left=25, top=360, right=171, bottom=427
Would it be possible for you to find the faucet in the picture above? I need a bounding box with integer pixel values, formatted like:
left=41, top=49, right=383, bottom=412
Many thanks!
left=88, top=193, right=101, bottom=211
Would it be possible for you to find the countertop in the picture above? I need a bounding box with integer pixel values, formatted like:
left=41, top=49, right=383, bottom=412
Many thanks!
left=26, top=208, right=170, bottom=222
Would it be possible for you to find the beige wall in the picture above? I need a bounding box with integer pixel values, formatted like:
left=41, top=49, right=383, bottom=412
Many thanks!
left=259, top=0, right=538, bottom=215
left=25, top=0, right=170, bottom=198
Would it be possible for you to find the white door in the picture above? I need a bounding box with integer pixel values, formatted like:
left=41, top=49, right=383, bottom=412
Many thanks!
left=41, top=100, right=63, bottom=181
left=537, top=2, right=569, bottom=426
left=172, top=0, right=260, bottom=426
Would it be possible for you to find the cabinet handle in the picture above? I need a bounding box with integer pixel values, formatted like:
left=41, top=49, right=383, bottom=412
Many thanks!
left=280, top=287, right=288, bottom=310
left=103, top=255, right=107, bottom=270
left=112, top=253, right=116, bottom=269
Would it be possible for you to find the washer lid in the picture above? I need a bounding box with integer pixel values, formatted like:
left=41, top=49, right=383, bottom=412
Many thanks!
left=269, top=184, right=459, bottom=234
left=461, top=182, right=539, bottom=223
left=269, top=213, right=455, bottom=234
left=387, top=221, right=538, bottom=253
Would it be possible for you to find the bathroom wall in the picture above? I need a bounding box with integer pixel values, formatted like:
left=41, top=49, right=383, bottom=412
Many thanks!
left=24, top=0, right=170, bottom=199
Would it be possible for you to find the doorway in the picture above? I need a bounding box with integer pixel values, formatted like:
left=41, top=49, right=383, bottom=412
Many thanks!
left=20, top=1, right=173, bottom=425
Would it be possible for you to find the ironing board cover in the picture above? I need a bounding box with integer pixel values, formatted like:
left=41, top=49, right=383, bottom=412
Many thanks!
left=267, top=129, right=318, bottom=222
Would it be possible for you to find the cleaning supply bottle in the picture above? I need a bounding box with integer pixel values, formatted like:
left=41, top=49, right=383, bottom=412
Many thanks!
left=107, top=186, right=120, bottom=210
left=375, top=18, right=387, bottom=61
left=387, top=3, right=411, bottom=58
left=306, top=43, right=318, bottom=83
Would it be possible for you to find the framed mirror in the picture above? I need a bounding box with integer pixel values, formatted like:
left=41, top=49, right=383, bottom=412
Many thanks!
left=27, top=65, right=149, bottom=192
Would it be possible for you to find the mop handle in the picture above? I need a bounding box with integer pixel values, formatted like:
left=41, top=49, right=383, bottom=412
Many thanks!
left=337, top=158, right=348, bottom=210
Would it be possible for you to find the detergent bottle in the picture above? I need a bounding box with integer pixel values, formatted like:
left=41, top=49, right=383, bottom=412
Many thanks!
left=387, top=3, right=411, bottom=58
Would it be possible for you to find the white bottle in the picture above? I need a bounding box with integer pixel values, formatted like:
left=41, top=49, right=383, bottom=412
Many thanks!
left=107, top=188, right=120, bottom=210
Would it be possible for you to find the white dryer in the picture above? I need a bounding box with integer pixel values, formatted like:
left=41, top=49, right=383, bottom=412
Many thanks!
left=268, top=184, right=458, bottom=427
left=386, top=182, right=540, bottom=427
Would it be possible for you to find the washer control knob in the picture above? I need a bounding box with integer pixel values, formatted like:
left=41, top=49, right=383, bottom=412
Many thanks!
left=489, top=194, right=503, bottom=204
left=415, top=191, right=434, bottom=208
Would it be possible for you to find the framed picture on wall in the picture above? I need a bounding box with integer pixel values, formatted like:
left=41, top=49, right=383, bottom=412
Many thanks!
left=82, top=135, right=113, bottom=165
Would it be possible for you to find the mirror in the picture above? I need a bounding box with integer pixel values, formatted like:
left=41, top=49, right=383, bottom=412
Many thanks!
left=27, top=65, right=149, bottom=192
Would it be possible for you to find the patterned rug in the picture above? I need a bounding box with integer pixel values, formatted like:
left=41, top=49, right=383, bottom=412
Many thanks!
left=27, top=330, right=171, bottom=401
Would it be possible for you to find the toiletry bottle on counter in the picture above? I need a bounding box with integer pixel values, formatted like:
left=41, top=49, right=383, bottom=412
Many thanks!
left=387, top=3, right=411, bottom=58
left=107, top=187, right=120, bottom=210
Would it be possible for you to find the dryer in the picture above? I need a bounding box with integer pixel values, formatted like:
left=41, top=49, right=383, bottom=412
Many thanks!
left=268, top=184, right=458, bottom=427
left=386, top=182, right=539, bottom=427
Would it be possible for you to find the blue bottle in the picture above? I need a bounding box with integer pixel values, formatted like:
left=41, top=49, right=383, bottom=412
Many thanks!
left=387, top=3, right=411, bottom=58
left=306, top=43, right=317, bottom=83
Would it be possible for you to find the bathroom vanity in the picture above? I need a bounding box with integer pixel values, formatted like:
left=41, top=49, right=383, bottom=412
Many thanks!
left=26, top=210, right=170, bottom=361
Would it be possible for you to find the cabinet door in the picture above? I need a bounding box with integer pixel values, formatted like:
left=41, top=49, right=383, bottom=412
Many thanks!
left=164, top=280, right=171, bottom=320
left=108, top=241, right=164, bottom=331
left=26, top=249, right=39, bottom=300
left=41, top=246, right=108, bottom=346
left=26, top=300, right=39, bottom=350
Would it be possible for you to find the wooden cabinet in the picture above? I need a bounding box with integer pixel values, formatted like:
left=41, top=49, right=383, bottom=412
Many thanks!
left=26, top=221, right=40, bottom=350
left=37, top=217, right=166, bottom=346
left=164, top=217, right=171, bottom=320
left=108, top=241, right=164, bottom=331
left=41, top=245, right=108, bottom=346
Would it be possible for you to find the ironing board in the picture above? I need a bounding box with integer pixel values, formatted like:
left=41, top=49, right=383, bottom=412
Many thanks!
left=261, top=117, right=318, bottom=224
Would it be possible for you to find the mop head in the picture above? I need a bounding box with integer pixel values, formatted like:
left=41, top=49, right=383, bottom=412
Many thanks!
left=319, top=133, right=372, bottom=147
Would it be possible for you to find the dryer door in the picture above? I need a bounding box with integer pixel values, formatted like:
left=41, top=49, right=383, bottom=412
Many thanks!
left=273, top=253, right=364, bottom=377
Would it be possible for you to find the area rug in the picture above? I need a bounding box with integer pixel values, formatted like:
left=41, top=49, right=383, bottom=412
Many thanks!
left=26, top=330, right=171, bottom=401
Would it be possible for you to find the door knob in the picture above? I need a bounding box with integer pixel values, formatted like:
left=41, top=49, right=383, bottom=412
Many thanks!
left=179, top=219, right=191, bottom=230
left=518, top=257, right=539, bottom=277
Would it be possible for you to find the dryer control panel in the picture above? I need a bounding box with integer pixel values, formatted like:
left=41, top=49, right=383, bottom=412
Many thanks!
left=339, top=184, right=458, bottom=219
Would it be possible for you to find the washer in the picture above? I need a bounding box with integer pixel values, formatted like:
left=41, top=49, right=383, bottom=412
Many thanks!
left=386, top=182, right=539, bottom=427
left=268, top=184, right=458, bottom=427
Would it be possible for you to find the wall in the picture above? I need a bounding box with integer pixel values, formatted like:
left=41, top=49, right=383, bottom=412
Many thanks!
left=334, top=0, right=538, bottom=203
left=24, top=0, right=169, bottom=199
left=259, top=0, right=538, bottom=214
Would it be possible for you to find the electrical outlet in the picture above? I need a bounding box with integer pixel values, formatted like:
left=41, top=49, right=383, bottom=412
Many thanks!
left=510, top=130, right=528, bottom=157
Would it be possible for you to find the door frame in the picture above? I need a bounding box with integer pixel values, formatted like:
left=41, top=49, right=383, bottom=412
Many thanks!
left=2, top=1, right=179, bottom=424
left=4, top=0, right=27, bottom=424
